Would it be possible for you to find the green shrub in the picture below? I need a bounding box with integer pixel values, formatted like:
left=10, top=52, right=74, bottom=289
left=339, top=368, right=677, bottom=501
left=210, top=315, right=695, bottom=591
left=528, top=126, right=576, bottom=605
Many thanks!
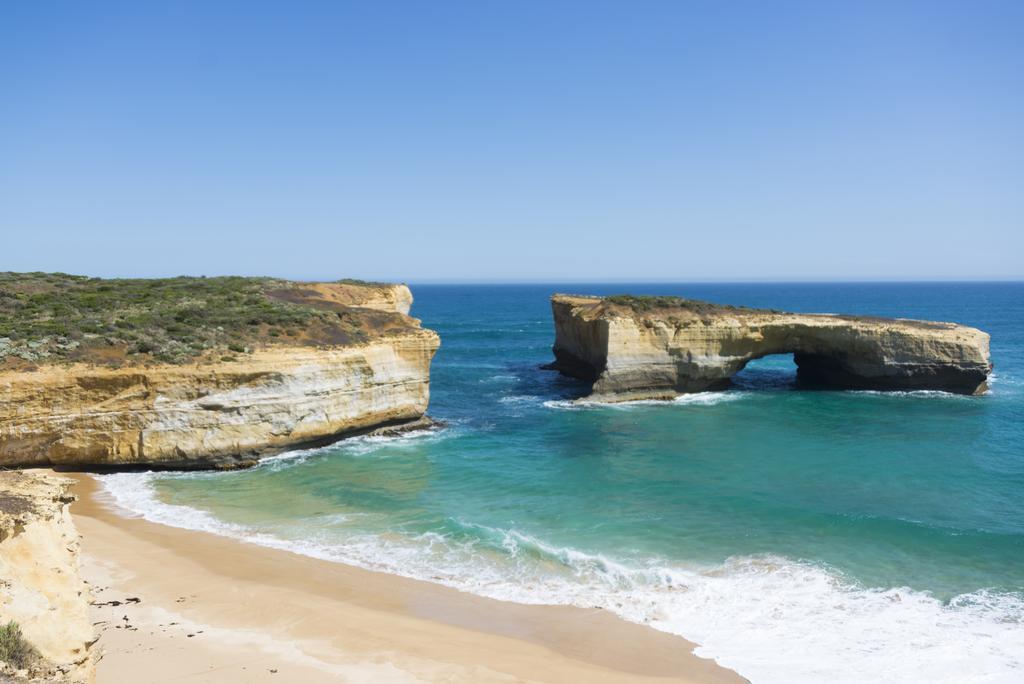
left=133, top=340, right=155, bottom=354
left=605, top=294, right=688, bottom=311
left=604, top=294, right=773, bottom=315
left=0, top=621, right=40, bottom=669
left=0, top=273, right=403, bottom=365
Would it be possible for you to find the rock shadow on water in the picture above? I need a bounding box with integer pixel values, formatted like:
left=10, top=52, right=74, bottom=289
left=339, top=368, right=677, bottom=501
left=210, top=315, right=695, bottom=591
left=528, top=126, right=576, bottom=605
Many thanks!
left=496, top=360, right=591, bottom=404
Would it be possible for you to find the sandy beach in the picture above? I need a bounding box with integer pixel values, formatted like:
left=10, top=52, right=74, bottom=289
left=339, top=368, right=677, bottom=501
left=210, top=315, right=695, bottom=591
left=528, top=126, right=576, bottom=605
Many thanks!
left=68, top=474, right=745, bottom=683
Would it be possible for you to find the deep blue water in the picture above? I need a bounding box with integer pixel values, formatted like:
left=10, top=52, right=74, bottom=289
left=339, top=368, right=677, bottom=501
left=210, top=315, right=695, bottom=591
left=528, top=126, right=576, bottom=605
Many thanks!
left=103, top=283, right=1024, bottom=683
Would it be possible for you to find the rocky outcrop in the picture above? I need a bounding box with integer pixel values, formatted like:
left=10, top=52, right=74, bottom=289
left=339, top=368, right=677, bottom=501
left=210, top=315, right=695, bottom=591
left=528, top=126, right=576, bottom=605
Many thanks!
left=0, top=283, right=439, bottom=469
left=549, top=295, right=992, bottom=400
left=292, top=282, right=414, bottom=316
left=0, top=471, right=93, bottom=682
left=0, top=335, right=438, bottom=469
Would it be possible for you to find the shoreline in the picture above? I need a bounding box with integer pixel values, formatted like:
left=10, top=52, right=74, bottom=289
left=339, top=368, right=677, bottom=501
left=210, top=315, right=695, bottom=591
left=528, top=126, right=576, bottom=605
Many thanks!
left=68, top=473, right=746, bottom=683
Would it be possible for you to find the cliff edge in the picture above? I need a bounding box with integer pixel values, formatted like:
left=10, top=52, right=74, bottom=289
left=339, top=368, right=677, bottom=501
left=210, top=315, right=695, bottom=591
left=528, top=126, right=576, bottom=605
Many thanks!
left=0, top=274, right=439, bottom=468
left=0, top=471, right=93, bottom=682
left=549, top=294, right=991, bottom=401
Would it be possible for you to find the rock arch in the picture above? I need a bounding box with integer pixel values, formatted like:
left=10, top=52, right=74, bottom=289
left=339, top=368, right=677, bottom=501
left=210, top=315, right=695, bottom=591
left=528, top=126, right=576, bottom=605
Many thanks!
left=548, top=295, right=991, bottom=401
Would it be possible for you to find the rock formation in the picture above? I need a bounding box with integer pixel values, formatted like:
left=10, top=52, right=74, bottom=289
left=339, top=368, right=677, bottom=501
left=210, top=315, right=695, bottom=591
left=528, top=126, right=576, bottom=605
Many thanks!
left=0, top=278, right=439, bottom=469
left=0, top=471, right=93, bottom=683
left=549, top=294, right=991, bottom=400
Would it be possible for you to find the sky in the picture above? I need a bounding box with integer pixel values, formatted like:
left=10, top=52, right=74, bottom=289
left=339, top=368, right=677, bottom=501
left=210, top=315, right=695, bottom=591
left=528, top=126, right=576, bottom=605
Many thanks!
left=2, top=1, right=1022, bottom=282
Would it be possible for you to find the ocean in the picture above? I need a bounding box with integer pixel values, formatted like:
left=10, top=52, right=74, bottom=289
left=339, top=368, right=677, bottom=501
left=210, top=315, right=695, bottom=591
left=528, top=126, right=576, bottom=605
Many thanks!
left=99, top=282, right=1024, bottom=683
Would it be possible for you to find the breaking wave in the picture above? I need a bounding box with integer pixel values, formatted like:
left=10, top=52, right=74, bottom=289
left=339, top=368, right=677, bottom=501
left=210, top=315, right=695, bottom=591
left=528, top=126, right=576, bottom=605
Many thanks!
left=97, top=474, right=1024, bottom=684
left=543, top=392, right=748, bottom=410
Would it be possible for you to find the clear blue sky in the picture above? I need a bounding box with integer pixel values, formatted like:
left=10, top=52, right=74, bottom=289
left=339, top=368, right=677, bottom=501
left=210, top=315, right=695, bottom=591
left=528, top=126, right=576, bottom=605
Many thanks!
left=3, top=2, right=1021, bottom=282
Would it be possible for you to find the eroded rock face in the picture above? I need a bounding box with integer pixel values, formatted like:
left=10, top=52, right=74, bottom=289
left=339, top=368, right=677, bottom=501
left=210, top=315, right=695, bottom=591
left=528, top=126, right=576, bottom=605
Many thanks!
left=0, top=471, right=93, bottom=683
left=0, top=285, right=439, bottom=469
left=272, top=282, right=414, bottom=316
left=549, top=295, right=992, bottom=401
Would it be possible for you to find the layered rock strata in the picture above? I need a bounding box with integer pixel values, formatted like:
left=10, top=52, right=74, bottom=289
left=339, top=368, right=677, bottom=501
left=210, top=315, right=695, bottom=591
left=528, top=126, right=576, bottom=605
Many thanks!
left=549, top=294, right=991, bottom=400
left=0, top=280, right=439, bottom=469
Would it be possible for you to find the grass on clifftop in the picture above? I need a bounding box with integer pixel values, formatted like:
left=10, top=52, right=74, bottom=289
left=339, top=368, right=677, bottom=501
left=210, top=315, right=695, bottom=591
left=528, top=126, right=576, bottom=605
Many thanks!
left=603, top=294, right=774, bottom=315
left=0, top=272, right=409, bottom=367
left=600, top=294, right=952, bottom=328
left=0, top=621, right=39, bottom=670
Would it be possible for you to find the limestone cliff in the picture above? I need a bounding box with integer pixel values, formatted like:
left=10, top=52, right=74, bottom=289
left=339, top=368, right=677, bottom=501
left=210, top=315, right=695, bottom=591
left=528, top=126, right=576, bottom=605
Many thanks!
left=549, top=294, right=991, bottom=400
left=0, top=277, right=439, bottom=468
left=290, top=281, right=414, bottom=316
left=0, top=471, right=93, bottom=682
left=0, top=335, right=438, bottom=468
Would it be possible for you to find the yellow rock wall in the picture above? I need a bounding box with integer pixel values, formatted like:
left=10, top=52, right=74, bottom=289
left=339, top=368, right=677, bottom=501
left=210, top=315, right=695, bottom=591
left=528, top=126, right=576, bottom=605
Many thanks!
left=551, top=295, right=991, bottom=400
left=0, top=331, right=438, bottom=468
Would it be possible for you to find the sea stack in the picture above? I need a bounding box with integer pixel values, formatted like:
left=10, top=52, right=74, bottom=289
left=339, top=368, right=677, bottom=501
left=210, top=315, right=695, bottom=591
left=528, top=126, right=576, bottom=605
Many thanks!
left=0, top=274, right=439, bottom=469
left=548, top=294, right=991, bottom=401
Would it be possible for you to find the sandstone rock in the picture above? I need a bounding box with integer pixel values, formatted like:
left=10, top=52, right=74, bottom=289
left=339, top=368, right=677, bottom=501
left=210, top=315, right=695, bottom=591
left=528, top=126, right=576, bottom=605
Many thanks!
left=548, top=294, right=992, bottom=401
left=0, top=471, right=93, bottom=683
left=0, top=283, right=439, bottom=469
left=0, top=333, right=438, bottom=469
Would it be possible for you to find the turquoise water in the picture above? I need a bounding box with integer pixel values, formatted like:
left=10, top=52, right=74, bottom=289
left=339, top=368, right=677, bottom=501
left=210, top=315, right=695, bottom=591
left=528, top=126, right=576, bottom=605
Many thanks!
left=101, top=283, right=1024, bottom=683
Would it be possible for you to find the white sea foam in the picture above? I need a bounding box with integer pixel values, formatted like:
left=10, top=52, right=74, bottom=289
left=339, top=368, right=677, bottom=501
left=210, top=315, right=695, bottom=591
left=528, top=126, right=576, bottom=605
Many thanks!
left=670, top=392, right=748, bottom=406
left=543, top=392, right=747, bottom=411
left=256, top=445, right=332, bottom=471
left=245, top=427, right=454, bottom=469
left=846, top=389, right=975, bottom=400
left=983, top=371, right=1023, bottom=393
left=95, top=473, right=1024, bottom=684
left=498, top=394, right=540, bottom=404
left=330, top=426, right=457, bottom=457
left=480, top=374, right=520, bottom=383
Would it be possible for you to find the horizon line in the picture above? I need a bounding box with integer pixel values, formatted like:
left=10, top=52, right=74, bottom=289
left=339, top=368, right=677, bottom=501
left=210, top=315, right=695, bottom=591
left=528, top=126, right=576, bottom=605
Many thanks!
left=5, top=271, right=1022, bottom=285
left=403, top=278, right=1024, bottom=285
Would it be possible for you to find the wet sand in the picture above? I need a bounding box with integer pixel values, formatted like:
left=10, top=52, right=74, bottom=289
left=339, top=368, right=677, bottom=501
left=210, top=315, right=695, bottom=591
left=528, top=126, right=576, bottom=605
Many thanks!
left=69, top=474, right=746, bottom=683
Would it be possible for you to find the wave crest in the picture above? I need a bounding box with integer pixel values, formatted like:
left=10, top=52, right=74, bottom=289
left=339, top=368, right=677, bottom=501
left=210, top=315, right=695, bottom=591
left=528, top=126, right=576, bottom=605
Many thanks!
left=544, top=392, right=747, bottom=410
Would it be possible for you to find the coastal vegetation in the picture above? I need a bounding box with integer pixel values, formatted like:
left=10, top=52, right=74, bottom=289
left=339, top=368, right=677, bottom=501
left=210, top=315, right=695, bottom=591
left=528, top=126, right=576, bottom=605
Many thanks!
left=0, top=272, right=407, bottom=366
left=0, top=621, right=39, bottom=670
left=604, top=294, right=771, bottom=315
